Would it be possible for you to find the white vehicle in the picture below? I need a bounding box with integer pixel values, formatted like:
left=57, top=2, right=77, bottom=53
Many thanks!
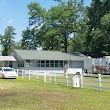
left=0, top=67, right=18, bottom=79
left=84, top=57, right=110, bottom=74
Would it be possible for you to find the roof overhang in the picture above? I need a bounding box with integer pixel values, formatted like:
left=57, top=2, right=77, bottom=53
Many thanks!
left=0, top=56, right=16, bottom=61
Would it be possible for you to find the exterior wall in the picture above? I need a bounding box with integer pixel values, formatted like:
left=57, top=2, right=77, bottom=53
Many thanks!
left=0, top=61, right=3, bottom=67
left=0, top=61, right=15, bottom=68
left=69, top=61, right=84, bottom=68
left=12, top=62, right=18, bottom=69
left=17, top=60, right=67, bottom=73
left=24, top=67, right=65, bottom=74
left=15, top=60, right=84, bottom=74
left=10, top=51, right=22, bottom=61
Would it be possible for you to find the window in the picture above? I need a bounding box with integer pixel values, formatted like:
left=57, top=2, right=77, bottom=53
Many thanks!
left=26, top=60, right=30, bottom=67
left=50, top=61, right=54, bottom=67
left=64, top=61, right=67, bottom=65
left=59, top=61, right=63, bottom=67
left=23, top=60, right=65, bottom=68
left=46, top=60, right=50, bottom=67
left=55, top=61, right=58, bottom=67
left=9, top=62, right=12, bottom=67
left=30, top=61, right=35, bottom=67
left=41, top=60, right=45, bottom=67
left=18, top=61, right=24, bottom=67
left=4, top=61, right=8, bottom=67
left=36, top=61, right=40, bottom=67
left=4, top=68, right=14, bottom=71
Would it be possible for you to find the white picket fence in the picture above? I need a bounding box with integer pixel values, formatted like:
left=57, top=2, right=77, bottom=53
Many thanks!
left=16, top=69, right=47, bottom=82
left=16, top=69, right=110, bottom=92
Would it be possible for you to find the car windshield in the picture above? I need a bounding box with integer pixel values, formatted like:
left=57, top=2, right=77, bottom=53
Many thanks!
left=3, top=68, right=14, bottom=71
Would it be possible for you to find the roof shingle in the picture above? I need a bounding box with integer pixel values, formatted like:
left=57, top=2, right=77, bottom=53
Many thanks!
left=13, top=49, right=86, bottom=61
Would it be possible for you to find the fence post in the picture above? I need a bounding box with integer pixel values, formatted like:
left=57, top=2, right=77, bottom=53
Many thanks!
left=36, top=72, right=38, bottom=82
left=49, top=72, right=52, bottom=83
left=54, top=72, right=56, bottom=84
left=22, top=69, right=24, bottom=79
left=80, top=73, right=83, bottom=88
left=65, top=72, right=68, bottom=86
left=44, top=72, right=46, bottom=82
left=28, top=70, right=30, bottom=80
left=98, top=74, right=102, bottom=92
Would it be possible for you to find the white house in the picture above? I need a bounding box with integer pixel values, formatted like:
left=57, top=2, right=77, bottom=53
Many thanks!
left=10, top=49, right=87, bottom=73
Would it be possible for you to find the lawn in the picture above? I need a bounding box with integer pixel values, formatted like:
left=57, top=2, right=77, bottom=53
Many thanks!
left=0, top=77, right=110, bottom=110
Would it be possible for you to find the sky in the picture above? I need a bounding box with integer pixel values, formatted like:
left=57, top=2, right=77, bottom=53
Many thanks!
left=0, top=0, right=91, bottom=42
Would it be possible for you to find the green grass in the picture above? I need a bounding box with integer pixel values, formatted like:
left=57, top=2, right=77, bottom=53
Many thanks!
left=0, top=76, right=110, bottom=110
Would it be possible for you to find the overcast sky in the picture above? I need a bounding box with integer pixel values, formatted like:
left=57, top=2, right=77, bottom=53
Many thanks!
left=0, top=0, right=91, bottom=42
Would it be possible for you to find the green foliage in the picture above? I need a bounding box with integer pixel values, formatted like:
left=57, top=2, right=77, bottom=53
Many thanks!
left=28, top=2, right=46, bottom=26
left=42, top=27, right=63, bottom=50
left=21, top=27, right=39, bottom=50
left=85, top=0, right=110, bottom=57
left=24, top=0, right=85, bottom=52
left=0, top=26, right=16, bottom=55
left=20, top=0, right=110, bottom=56
left=46, top=0, right=85, bottom=52
left=14, top=41, right=22, bottom=49
left=21, top=3, right=47, bottom=50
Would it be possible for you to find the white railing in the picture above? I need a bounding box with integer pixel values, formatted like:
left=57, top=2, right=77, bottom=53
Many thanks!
left=49, top=72, right=67, bottom=85
left=82, top=73, right=110, bottom=91
left=15, top=69, right=110, bottom=92
left=16, top=69, right=46, bottom=82
left=36, top=71, right=46, bottom=82
left=49, top=72, right=78, bottom=87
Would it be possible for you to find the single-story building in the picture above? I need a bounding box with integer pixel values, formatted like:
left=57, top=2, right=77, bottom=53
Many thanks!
left=0, top=56, right=16, bottom=67
left=10, top=49, right=87, bottom=73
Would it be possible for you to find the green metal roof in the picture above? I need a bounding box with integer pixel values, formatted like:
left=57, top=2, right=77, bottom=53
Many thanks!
left=13, top=49, right=86, bottom=61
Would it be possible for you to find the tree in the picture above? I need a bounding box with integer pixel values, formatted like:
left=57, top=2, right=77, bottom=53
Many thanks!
left=47, top=0, right=85, bottom=52
left=27, top=0, right=85, bottom=52
left=21, top=27, right=39, bottom=49
left=41, top=27, right=63, bottom=50
left=86, top=0, right=110, bottom=57
left=100, top=13, right=110, bottom=55
left=21, top=3, right=46, bottom=50
left=100, top=0, right=110, bottom=55
left=14, top=41, right=22, bottom=49
left=0, top=26, right=16, bottom=55
left=68, top=7, right=88, bottom=53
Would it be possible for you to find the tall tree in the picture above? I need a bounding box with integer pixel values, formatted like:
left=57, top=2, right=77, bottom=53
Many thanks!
left=0, top=26, right=16, bottom=55
left=27, top=0, right=85, bottom=52
left=100, top=0, right=110, bottom=55
left=46, top=0, right=85, bottom=52
left=41, top=27, right=63, bottom=50
left=68, top=4, right=88, bottom=53
left=86, top=0, right=104, bottom=57
left=21, top=3, right=46, bottom=50
left=86, top=0, right=110, bottom=57
left=21, top=27, right=39, bottom=50
left=14, top=41, right=22, bottom=49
